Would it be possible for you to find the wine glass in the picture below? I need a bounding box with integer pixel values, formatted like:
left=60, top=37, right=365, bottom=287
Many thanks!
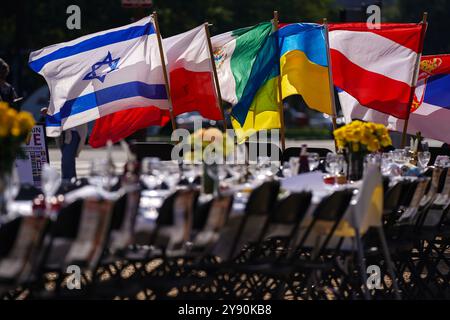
left=282, top=161, right=294, bottom=178
left=206, top=164, right=228, bottom=195
left=289, top=157, right=299, bottom=175
left=163, top=161, right=181, bottom=190
left=141, top=157, right=163, bottom=190
left=89, top=159, right=118, bottom=192
left=418, top=151, right=431, bottom=169
left=4, top=166, right=20, bottom=216
left=308, top=153, right=320, bottom=171
left=391, top=149, right=409, bottom=167
left=182, top=161, right=200, bottom=186
left=41, top=163, right=61, bottom=215
left=326, top=154, right=344, bottom=186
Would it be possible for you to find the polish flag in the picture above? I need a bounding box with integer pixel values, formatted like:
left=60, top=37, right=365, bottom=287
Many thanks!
left=163, top=24, right=222, bottom=120
left=329, top=23, right=426, bottom=119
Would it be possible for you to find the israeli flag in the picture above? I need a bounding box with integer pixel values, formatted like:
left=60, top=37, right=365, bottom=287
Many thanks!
left=29, top=16, right=169, bottom=137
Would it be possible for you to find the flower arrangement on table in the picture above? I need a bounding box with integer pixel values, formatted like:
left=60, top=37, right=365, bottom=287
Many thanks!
left=0, top=102, right=35, bottom=175
left=184, top=127, right=234, bottom=163
left=183, top=128, right=235, bottom=194
left=333, top=120, right=392, bottom=180
left=333, top=120, right=392, bottom=153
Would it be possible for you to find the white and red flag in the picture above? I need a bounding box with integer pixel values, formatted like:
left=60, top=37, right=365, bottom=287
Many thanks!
left=163, top=24, right=221, bottom=120
left=329, top=23, right=426, bottom=120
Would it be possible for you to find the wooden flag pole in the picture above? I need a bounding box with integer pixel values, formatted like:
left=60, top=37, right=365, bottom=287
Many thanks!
left=323, top=18, right=338, bottom=132
left=152, top=11, right=177, bottom=131
left=401, top=12, right=428, bottom=148
left=323, top=18, right=339, bottom=151
left=272, top=11, right=286, bottom=152
left=204, top=23, right=228, bottom=132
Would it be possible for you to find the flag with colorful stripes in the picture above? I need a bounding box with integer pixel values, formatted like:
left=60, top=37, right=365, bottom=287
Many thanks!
left=212, top=23, right=281, bottom=141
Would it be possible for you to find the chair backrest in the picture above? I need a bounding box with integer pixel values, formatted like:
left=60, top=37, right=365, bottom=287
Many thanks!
left=254, top=191, right=312, bottom=257
left=0, top=216, right=49, bottom=282
left=0, top=217, right=23, bottom=258
left=108, top=188, right=142, bottom=253
left=282, top=147, right=332, bottom=162
left=64, top=198, right=115, bottom=270
left=438, top=167, right=450, bottom=195
left=211, top=181, right=280, bottom=261
left=429, top=146, right=450, bottom=165
left=51, top=199, right=84, bottom=239
left=295, top=189, right=354, bottom=258
left=192, top=195, right=234, bottom=251
left=384, top=182, right=403, bottom=213
left=152, top=190, right=199, bottom=251
left=15, top=184, right=41, bottom=201
left=351, top=166, right=383, bottom=235
left=130, top=142, right=174, bottom=161
left=244, top=180, right=280, bottom=216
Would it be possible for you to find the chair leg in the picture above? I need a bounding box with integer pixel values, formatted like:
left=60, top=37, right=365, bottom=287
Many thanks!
left=376, top=226, right=401, bottom=300
left=354, top=229, right=371, bottom=300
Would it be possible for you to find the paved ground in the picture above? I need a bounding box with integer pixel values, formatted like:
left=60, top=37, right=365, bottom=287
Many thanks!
left=48, top=140, right=336, bottom=177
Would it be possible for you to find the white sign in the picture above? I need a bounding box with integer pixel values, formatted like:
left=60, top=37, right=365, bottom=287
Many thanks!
left=15, top=124, right=49, bottom=188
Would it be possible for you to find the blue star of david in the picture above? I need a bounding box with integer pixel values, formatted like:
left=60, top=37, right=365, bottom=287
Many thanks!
left=83, top=52, right=120, bottom=83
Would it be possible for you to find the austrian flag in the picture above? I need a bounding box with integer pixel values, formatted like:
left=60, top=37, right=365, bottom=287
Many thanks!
left=329, top=23, right=426, bottom=119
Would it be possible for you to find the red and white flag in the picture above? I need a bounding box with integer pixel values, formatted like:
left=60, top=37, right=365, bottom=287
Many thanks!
left=163, top=25, right=222, bottom=120
left=329, top=23, right=426, bottom=120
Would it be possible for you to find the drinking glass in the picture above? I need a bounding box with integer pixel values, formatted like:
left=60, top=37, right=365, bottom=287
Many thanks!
left=308, top=153, right=320, bottom=171
left=282, top=161, right=294, bottom=178
left=42, top=164, right=61, bottom=200
left=4, top=167, right=20, bottom=215
left=391, top=149, right=408, bottom=167
left=89, top=159, right=118, bottom=191
left=418, top=151, right=431, bottom=168
left=435, top=155, right=450, bottom=168
left=289, top=157, right=299, bottom=175
left=326, top=154, right=344, bottom=177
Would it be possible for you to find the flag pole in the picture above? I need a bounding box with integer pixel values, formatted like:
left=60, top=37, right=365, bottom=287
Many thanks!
left=152, top=11, right=177, bottom=131
left=323, top=18, right=339, bottom=152
left=401, top=12, right=428, bottom=148
left=204, top=23, right=228, bottom=132
left=272, top=11, right=286, bottom=152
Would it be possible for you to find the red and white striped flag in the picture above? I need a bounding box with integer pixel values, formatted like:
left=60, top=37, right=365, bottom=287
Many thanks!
left=163, top=25, right=222, bottom=120
left=329, top=23, right=426, bottom=120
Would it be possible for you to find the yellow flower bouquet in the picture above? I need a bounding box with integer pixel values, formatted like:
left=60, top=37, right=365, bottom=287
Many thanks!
left=184, top=127, right=234, bottom=163
left=333, top=120, right=391, bottom=180
left=334, top=120, right=392, bottom=153
left=0, top=102, right=35, bottom=175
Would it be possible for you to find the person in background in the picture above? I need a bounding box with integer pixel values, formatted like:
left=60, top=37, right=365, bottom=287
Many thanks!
left=40, top=107, right=88, bottom=182
left=0, top=58, right=19, bottom=110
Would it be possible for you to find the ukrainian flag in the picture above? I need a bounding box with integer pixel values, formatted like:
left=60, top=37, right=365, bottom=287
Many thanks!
left=279, top=23, right=333, bottom=115
left=231, top=30, right=281, bottom=142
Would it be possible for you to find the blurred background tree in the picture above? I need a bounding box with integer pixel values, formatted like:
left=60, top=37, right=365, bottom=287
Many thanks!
left=0, top=0, right=447, bottom=101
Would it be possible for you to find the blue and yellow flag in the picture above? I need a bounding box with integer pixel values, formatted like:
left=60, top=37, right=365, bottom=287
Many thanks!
left=279, top=23, right=333, bottom=115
